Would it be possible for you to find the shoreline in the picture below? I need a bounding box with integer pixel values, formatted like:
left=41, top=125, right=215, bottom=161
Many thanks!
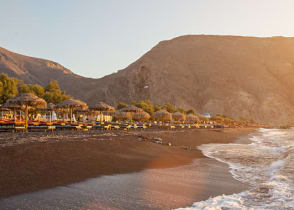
left=0, top=128, right=254, bottom=201
left=1, top=158, right=249, bottom=210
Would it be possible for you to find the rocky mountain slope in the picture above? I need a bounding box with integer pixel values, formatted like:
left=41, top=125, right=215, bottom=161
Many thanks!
left=2, top=35, right=294, bottom=125
left=0, top=47, right=96, bottom=98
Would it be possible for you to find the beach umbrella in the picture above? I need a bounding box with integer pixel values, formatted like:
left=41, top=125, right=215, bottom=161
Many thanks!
left=47, top=103, right=55, bottom=110
left=132, top=111, right=151, bottom=122
left=120, top=105, right=143, bottom=113
left=0, top=105, right=9, bottom=111
left=3, top=98, right=22, bottom=109
left=119, top=105, right=144, bottom=122
left=152, top=110, right=172, bottom=122
left=89, top=102, right=115, bottom=112
left=7, top=93, right=47, bottom=131
left=114, top=110, right=132, bottom=121
left=37, top=103, right=56, bottom=122
left=186, top=114, right=200, bottom=123
left=172, top=112, right=186, bottom=122
left=0, top=105, right=9, bottom=119
left=56, top=99, right=88, bottom=123
left=89, top=102, right=115, bottom=122
left=3, top=99, right=22, bottom=121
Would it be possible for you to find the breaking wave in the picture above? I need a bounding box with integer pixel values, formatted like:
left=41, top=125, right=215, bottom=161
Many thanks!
left=178, top=128, right=294, bottom=210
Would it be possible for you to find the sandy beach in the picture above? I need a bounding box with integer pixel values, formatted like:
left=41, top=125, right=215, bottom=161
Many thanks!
left=0, top=128, right=254, bottom=209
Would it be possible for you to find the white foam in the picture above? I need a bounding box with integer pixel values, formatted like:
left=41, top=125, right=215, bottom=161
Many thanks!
left=268, top=159, right=286, bottom=178
left=177, top=192, right=250, bottom=210
left=177, top=128, right=294, bottom=209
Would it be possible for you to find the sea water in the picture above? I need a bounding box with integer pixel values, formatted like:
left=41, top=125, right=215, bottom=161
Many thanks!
left=178, top=128, right=294, bottom=210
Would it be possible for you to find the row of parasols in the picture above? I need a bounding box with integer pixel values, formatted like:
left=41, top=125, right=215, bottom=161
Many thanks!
left=0, top=93, right=201, bottom=130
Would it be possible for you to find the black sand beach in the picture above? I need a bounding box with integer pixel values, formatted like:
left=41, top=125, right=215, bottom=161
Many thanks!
left=0, top=128, right=253, bottom=209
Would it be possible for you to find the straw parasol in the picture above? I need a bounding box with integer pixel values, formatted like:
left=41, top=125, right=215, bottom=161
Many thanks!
left=114, top=110, right=132, bottom=121
left=132, top=111, right=151, bottom=122
left=120, top=105, right=143, bottom=113
left=89, top=102, right=115, bottom=112
left=186, top=114, right=200, bottom=123
left=35, top=102, right=57, bottom=123
left=3, top=99, right=22, bottom=121
left=7, top=93, right=47, bottom=131
left=8, top=93, right=47, bottom=108
left=152, top=110, right=172, bottom=122
left=56, top=99, right=88, bottom=110
left=37, top=102, right=56, bottom=111
left=89, top=102, right=115, bottom=122
left=0, top=105, right=9, bottom=119
left=56, top=99, right=88, bottom=123
left=0, top=105, right=9, bottom=111
left=3, top=98, right=22, bottom=109
left=172, top=112, right=186, bottom=122
left=47, top=103, right=56, bottom=110
left=0, top=105, right=10, bottom=112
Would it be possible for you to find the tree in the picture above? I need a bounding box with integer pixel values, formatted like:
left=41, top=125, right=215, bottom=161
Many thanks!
left=18, top=83, right=32, bottom=93
left=154, top=105, right=162, bottom=112
left=163, top=104, right=175, bottom=113
left=134, top=100, right=154, bottom=115
left=45, top=80, right=60, bottom=92
left=0, top=75, right=72, bottom=105
left=177, top=107, right=185, bottom=114
left=43, top=80, right=70, bottom=104
left=30, top=84, right=45, bottom=98
left=186, top=109, right=195, bottom=115
left=0, top=73, right=18, bottom=104
left=117, top=102, right=128, bottom=110
left=0, top=81, right=3, bottom=97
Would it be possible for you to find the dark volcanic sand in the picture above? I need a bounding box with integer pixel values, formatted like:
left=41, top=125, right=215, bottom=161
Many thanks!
left=0, top=159, right=248, bottom=210
left=0, top=128, right=254, bottom=208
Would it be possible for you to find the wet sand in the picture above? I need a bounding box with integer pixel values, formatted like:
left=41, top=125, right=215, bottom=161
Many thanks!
left=0, top=128, right=254, bottom=209
left=0, top=159, right=248, bottom=210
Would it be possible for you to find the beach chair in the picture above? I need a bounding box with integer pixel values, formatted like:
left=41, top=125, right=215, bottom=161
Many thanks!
left=15, top=126, right=26, bottom=132
left=112, top=125, right=120, bottom=130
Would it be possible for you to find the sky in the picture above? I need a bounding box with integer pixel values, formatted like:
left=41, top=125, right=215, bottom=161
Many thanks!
left=0, top=0, right=293, bottom=78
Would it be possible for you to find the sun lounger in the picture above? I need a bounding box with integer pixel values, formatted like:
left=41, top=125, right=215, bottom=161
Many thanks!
left=0, top=126, right=16, bottom=132
left=169, top=125, right=176, bottom=129
left=28, top=125, right=56, bottom=132
left=112, top=125, right=120, bottom=130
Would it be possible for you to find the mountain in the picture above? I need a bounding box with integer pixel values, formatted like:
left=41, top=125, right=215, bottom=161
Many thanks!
left=0, top=47, right=96, bottom=98
left=2, top=35, right=294, bottom=125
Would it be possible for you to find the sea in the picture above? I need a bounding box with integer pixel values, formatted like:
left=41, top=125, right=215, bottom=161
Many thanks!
left=178, top=128, right=294, bottom=210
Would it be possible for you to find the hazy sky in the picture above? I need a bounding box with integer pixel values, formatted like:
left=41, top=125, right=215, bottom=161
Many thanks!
left=0, top=0, right=293, bottom=78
